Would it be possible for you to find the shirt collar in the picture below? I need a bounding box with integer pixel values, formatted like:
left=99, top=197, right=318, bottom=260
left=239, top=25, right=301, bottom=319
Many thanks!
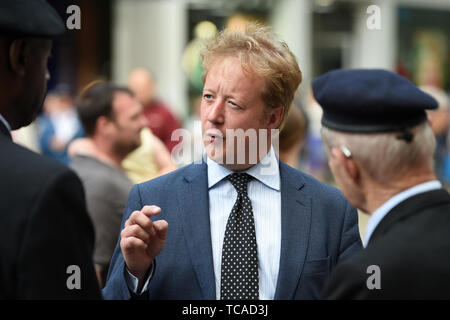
left=364, top=180, right=442, bottom=246
left=206, top=146, right=280, bottom=191
left=0, top=113, right=11, bottom=132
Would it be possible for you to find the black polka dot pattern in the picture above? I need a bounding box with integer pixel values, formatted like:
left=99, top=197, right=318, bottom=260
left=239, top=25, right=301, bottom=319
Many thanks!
left=220, top=173, right=259, bottom=300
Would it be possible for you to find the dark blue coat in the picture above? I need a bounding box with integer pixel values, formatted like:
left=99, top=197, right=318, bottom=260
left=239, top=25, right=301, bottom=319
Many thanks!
left=103, top=160, right=362, bottom=300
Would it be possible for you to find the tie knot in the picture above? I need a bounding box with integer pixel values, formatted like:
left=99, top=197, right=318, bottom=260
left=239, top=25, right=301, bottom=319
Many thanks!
left=227, top=173, right=250, bottom=194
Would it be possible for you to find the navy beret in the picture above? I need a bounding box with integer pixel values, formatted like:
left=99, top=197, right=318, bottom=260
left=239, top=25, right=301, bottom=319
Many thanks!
left=0, top=0, right=64, bottom=37
left=312, top=69, right=438, bottom=135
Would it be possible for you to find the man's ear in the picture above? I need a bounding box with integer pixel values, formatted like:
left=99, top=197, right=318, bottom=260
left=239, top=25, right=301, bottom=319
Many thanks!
left=331, top=147, right=360, bottom=184
left=8, top=38, right=27, bottom=76
left=96, top=116, right=108, bottom=132
left=96, top=115, right=114, bottom=136
left=266, top=106, right=284, bottom=129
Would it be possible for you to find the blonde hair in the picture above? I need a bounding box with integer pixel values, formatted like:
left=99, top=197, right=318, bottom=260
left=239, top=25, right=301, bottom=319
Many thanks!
left=201, top=22, right=302, bottom=128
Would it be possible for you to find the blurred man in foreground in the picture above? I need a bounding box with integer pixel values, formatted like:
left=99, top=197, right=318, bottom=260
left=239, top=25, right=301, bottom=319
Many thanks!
left=0, top=0, right=100, bottom=299
left=316, top=69, right=450, bottom=299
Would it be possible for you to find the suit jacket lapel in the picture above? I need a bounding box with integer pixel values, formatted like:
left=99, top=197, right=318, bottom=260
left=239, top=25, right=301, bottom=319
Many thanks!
left=0, top=119, right=11, bottom=139
left=274, top=163, right=311, bottom=299
left=369, top=189, right=450, bottom=245
left=178, top=162, right=216, bottom=299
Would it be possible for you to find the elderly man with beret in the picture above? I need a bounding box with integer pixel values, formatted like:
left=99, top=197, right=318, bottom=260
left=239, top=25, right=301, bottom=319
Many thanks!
left=315, top=69, right=450, bottom=299
left=0, top=0, right=100, bottom=299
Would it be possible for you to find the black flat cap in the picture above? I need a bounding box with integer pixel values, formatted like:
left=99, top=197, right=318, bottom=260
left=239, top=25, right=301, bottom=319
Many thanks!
left=312, top=69, right=438, bottom=136
left=0, top=0, right=64, bottom=37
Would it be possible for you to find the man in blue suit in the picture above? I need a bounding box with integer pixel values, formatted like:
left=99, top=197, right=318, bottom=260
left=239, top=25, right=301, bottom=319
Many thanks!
left=103, top=23, right=362, bottom=300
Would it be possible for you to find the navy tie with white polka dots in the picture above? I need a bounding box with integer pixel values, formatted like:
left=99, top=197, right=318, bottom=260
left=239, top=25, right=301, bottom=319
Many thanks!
left=220, top=173, right=259, bottom=300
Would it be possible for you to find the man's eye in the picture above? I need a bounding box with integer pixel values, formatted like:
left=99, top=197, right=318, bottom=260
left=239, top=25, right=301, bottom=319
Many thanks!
left=228, top=101, right=240, bottom=108
left=203, top=94, right=213, bottom=100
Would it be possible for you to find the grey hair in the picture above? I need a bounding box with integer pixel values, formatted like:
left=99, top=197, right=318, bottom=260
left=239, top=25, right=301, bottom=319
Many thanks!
left=320, top=122, right=436, bottom=183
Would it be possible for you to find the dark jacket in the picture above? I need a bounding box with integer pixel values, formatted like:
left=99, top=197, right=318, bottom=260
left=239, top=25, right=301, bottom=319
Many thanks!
left=0, top=121, right=101, bottom=299
left=322, top=188, right=450, bottom=299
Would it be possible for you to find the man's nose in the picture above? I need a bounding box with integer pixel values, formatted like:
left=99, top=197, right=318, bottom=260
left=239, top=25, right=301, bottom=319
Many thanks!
left=207, top=99, right=225, bottom=124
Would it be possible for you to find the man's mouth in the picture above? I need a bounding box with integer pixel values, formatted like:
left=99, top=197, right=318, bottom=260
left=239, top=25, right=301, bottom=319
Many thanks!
left=209, top=135, right=224, bottom=143
left=209, top=135, right=222, bottom=143
left=205, top=129, right=224, bottom=144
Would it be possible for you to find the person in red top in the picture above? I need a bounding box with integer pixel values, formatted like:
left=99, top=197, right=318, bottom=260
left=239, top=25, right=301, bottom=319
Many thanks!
left=128, top=68, right=182, bottom=152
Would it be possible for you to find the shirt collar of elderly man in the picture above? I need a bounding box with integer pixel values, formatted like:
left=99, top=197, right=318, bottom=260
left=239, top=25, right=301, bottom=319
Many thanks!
left=199, top=24, right=302, bottom=173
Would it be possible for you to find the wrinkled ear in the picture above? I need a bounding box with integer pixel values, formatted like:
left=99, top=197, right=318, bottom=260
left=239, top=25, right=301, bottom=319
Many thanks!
left=330, top=146, right=360, bottom=184
left=8, top=38, right=27, bottom=76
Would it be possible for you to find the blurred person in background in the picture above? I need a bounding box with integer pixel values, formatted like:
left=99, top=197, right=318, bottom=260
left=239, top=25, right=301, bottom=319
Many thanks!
left=0, top=0, right=100, bottom=299
left=70, top=127, right=178, bottom=185
left=121, top=127, right=178, bottom=184
left=302, top=89, right=330, bottom=182
left=181, top=95, right=204, bottom=165
left=37, top=84, right=84, bottom=164
left=420, top=85, right=450, bottom=186
left=128, top=68, right=182, bottom=153
left=278, top=102, right=308, bottom=169
left=70, top=82, right=146, bottom=287
left=315, top=69, right=450, bottom=299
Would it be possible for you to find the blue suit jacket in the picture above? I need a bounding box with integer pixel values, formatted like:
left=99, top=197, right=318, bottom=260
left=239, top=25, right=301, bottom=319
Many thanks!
left=103, top=161, right=362, bottom=300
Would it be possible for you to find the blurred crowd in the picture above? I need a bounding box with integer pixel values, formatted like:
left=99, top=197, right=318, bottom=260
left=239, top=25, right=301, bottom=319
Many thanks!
left=15, top=68, right=450, bottom=190
left=9, top=65, right=450, bottom=289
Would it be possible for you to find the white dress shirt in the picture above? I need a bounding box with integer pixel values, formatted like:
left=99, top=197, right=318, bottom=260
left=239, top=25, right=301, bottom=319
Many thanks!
left=364, top=180, right=442, bottom=246
left=126, top=147, right=282, bottom=300
left=207, top=146, right=281, bottom=300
